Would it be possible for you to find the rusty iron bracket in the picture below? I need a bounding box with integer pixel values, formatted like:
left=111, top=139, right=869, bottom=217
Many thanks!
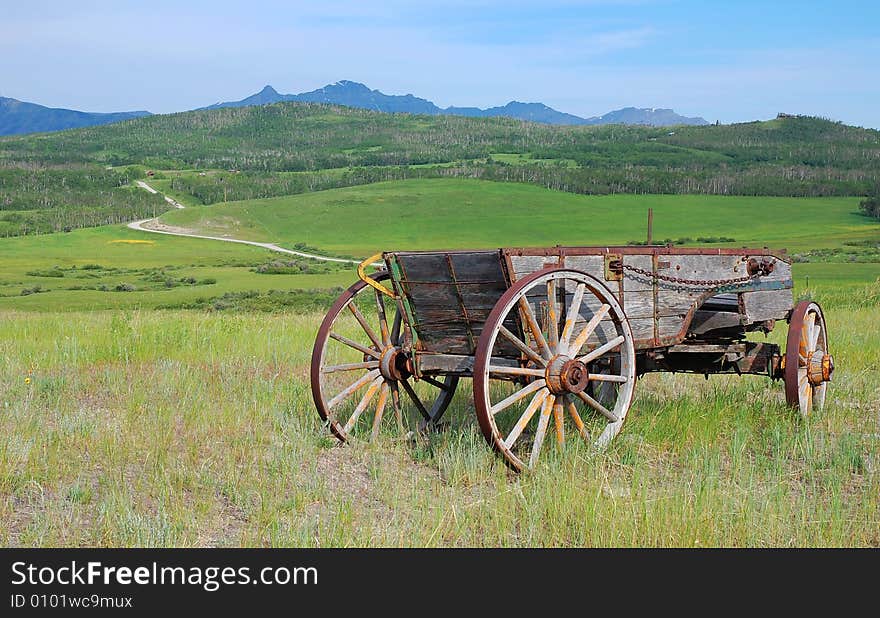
left=604, top=253, right=623, bottom=281
left=746, top=256, right=776, bottom=277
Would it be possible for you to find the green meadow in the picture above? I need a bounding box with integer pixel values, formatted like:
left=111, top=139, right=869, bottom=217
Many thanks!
left=159, top=179, right=877, bottom=256
left=0, top=177, right=878, bottom=547
left=0, top=224, right=353, bottom=312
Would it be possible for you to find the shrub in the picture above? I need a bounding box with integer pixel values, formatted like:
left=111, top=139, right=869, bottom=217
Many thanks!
left=859, top=196, right=880, bottom=219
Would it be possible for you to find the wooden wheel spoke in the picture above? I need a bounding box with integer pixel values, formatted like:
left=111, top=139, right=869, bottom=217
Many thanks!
left=518, top=297, right=552, bottom=359
left=809, top=315, right=820, bottom=351
left=490, top=379, right=547, bottom=415
left=327, top=369, right=381, bottom=410
left=800, top=313, right=813, bottom=357
left=546, top=279, right=559, bottom=349
left=499, top=325, right=546, bottom=367
left=574, top=390, right=620, bottom=423
left=578, top=334, right=625, bottom=365
left=559, top=282, right=586, bottom=349
left=370, top=382, right=390, bottom=440
left=342, top=376, right=384, bottom=434
left=569, top=304, right=611, bottom=357
left=588, top=373, right=627, bottom=383
left=348, top=302, right=383, bottom=350
left=420, top=375, right=453, bottom=391
left=528, top=395, right=555, bottom=468
left=552, top=397, right=565, bottom=445
left=391, top=310, right=402, bottom=346
left=488, top=365, right=545, bottom=378
left=329, top=332, right=380, bottom=359
left=399, top=378, right=431, bottom=421
left=389, top=382, right=404, bottom=430
left=565, top=396, right=589, bottom=442
left=375, top=289, right=391, bottom=347
left=798, top=371, right=813, bottom=410
left=504, top=389, right=549, bottom=448
left=322, top=361, right=379, bottom=374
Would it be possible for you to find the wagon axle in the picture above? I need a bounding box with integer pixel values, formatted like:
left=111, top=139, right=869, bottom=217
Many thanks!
left=806, top=351, right=834, bottom=386
left=378, top=346, right=412, bottom=382
left=545, top=356, right=590, bottom=395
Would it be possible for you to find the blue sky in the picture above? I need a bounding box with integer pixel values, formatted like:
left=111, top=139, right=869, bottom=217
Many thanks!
left=2, top=0, right=879, bottom=127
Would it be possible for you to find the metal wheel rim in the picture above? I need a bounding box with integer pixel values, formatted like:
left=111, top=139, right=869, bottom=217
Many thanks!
left=784, top=300, right=830, bottom=417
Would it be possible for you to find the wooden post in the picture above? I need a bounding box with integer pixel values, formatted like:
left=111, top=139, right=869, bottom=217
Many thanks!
left=647, top=208, right=654, bottom=245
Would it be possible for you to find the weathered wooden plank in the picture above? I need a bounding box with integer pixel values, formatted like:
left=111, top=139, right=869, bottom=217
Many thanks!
left=628, top=316, right=684, bottom=346
left=623, top=289, right=703, bottom=320
left=397, top=253, right=453, bottom=282
left=741, top=288, right=793, bottom=323
left=563, top=256, right=604, bottom=281
left=509, top=255, right=559, bottom=281
left=657, top=316, right=687, bottom=339
left=622, top=255, right=654, bottom=292
left=449, top=251, right=507, bottom=282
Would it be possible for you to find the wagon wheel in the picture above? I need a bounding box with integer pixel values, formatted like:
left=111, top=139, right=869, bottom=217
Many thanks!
left=311, top=272, right=458, bottom=442
left=473, top=268, right=636, bottom=471
left=784, top=300, right=833, bottom=417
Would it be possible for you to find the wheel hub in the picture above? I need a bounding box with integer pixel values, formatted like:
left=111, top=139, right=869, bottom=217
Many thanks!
left=545, top=355, right=590, bottom=395
left=379, top=346, right=411, bottom=381
left=807, top=350, right=834, bottom=386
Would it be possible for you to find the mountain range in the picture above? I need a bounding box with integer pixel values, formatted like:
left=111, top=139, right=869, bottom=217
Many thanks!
left=0, top=97, right=149, bottom=136
left=204, top=81, right=710, bottom=127
left=0, top=80, right=709, bottom=136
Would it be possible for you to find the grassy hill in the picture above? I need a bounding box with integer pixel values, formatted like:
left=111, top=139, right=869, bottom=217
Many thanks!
left=3, top=104, right=877, bottom=178
left=0, top=103, right=879, bottom=238
left=159, top=178, right=877, bottom=255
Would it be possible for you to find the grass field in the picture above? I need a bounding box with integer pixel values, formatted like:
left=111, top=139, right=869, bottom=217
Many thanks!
left=0, top=178, right=878, bottom=546
left=1, top=275, right=877, bottom=546
left=0, top=225, right=352, bottom=311
left=158, top=179, right=878, bottom=256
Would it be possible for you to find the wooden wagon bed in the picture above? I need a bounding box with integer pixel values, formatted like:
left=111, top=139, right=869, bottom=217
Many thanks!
left=385, top=246, right=792, bottom=376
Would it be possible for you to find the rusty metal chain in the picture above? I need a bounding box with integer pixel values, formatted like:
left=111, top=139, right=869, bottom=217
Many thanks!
left=621, top=263, right=757, bottom=292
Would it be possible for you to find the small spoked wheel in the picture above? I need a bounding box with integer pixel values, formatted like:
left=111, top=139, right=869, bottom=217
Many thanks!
left=473, top=268, right=636, bottom=471
left=311, top=272, right=458, bottom=442
left=784, top=300, right=833, bottom=417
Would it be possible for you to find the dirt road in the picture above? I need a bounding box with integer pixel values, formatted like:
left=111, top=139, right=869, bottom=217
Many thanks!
left=130, top=181, right=361, bottom=264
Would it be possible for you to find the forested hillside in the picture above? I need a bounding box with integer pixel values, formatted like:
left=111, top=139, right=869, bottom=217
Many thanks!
left=0, top=103, right=878, bottom=236
left=0, top=165, right=168, bottom=236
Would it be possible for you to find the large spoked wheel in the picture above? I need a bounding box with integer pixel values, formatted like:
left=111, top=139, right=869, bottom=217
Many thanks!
left=784, top=300, right=833, bottom=417
left=311, top=272, right=458, bottom=442
left=473, top=268, right=637, bottom=471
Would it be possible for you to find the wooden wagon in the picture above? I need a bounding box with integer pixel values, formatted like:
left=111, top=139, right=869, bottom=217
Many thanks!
left=310, top=245, right=834, bottom=470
